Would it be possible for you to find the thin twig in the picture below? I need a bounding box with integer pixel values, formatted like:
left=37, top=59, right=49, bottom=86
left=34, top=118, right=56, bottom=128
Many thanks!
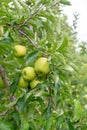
left=5, top=6, right=42, bottom=30
left=0, top=65, right=15, bottom=101
left=19, top=5, right=43, bottom=28
left=0, top=65, right=10, bottom=100
left=0, top=65, right=9, bottom=87
left=0, top=109, right=9, bottom=116
left=18, top=29, right=39, bottom=48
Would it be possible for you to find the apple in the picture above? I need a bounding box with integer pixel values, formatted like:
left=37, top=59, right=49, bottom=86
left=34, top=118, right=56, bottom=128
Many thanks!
left=30, top=79, right=41, bottom=88
left=0, top=25, right=3, bottom=36
left=18, top=76, right=29, bottom=88
left=34, top=57, right=50, bottom=74
left=22, top=67, right=36, bottom=81
left=14, top=45, right=26, bottom=57
left=0, top=77, right=5, bottom=88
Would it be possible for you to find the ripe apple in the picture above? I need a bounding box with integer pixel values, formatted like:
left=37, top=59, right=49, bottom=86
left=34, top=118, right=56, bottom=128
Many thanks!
left=18, top=76, right=29, bottom=88
left=34, top=57, right=50, bottom=74
left=22, top=67, right=36, bottom=81
left=0, top=25, right=3, bottom=36
left=14, top=45, right=26, bottom=57
left=0, top=77, right=5, bottom=88
left=30, top=79, right=41, bottom=88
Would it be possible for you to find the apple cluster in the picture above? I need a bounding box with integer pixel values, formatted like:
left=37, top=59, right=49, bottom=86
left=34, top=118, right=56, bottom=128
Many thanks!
left=14, top=45, right=50, bottom=89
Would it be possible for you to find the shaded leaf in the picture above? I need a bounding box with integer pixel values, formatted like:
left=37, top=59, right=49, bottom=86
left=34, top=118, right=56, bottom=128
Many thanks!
left=26, top=50, right=39, bottom=66
left=0, top=120, right=13, bottom=130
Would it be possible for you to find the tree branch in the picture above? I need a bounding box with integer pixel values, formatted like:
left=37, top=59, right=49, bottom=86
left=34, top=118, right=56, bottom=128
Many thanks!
left=0, top=65, right=9, bottom=87
left=0, top=109, right=9, bottom=116
left=19, top=6, right=42, bottom=28
left=0, top=65, right=15, bottom=101
left=18, top=29, right=39, bottom=48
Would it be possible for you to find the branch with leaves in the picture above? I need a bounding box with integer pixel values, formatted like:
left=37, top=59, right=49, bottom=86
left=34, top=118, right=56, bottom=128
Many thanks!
left=19, top=5, right=43, bottom=28
left=18, top=29, right=39, bottom=48
left=0, top=65, right=15, bottom=101
left=0, top=109, right=9, bottom=117
left=0, top=65, right=11, bottom=99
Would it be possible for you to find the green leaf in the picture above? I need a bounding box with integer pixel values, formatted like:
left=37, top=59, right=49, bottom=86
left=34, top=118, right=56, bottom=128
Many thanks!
left=10, top=75, right=20, bottom=95
left=20, top=116, right=29, bottom=130
left=26, top=50, right=39, bottom=66
left=58, top=34, right=69, bottom=54
left=0, top=120, right=13, bottom=130
left=13, top=0, right=23, bottom=16
left=53, top=73, right=61, bottom=106
left=56, top=115, right=64, bottom=129
left=54, top=52, right=66, bottom=65
left=29, top=121, right=36, bottom=130
left=0, top=0, right=11, bottom=3
left=18, top=0, right=30, bottom=12
left=60, top=0, right=71, bottom=5
left=17, top=94, right=26, bottom=112
left=44, top=117, right=53, bottom=130
left=73, top=99, right=83, bottom=122
left=43, top=102, right=52, bottom=118
left=1, top=33, right=14, bottom=44
left=70, top=63, right=79, bottom=72
left=66, top=119, right=75, bottom=130
left=23, top=26, right=34, bottom=39
left=64, top=65, right=74, bottom=72
left=12, top=112, right=20, bottom=126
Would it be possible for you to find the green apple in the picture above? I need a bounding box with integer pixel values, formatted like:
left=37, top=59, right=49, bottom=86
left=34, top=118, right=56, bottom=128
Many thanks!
left=18, top=76, right=29, bottom=88
left=30, top=79, right=41, bottom=88
left=22, top=67, right=36, bottom=81
left=34, top=57, right=50, bottom=74
left=14, top=45, right=26, bottom=57
left=0, top=25, right=3, bottom=36
left=0, top=77, right=5, bottom=88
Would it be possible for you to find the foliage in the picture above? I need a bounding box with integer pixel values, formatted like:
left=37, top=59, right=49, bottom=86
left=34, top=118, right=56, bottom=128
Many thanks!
left=0, top=0, right=87, bottom=130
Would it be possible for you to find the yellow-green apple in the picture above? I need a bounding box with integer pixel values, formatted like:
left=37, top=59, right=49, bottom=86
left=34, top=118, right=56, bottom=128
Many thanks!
left=14, top=45, right=26, bottom=57
left=22, top=67, right=36, bottom=81
left=34, top=57, right=50, bottom=74
left=18, top=76, right=28, bottom=88
left=0, top=77, right=5, bottom=88
left=30, top=79, right=41, bottom=88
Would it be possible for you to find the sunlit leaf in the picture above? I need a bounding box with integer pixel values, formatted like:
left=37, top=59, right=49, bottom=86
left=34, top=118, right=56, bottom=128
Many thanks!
left=73, top=99, right=83, bottom=122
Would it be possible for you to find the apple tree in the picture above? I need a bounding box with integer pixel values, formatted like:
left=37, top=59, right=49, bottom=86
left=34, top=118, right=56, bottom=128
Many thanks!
left=0, top=0, right=85, bottom=130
